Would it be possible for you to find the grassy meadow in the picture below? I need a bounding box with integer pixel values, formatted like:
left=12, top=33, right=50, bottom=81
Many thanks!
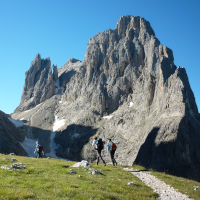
left=0, top=154, right=199, bottom=199
left=0, top=154, right=158, bottom=200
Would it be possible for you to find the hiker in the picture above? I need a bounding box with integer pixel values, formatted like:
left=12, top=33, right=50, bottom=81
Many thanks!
left=33, top=141, right=39, bottom=157
left=34, top=141, right=44, bottom=158
left=107, top=138, right=117, bottom=166
left=92, top=136, right=106, bottom=166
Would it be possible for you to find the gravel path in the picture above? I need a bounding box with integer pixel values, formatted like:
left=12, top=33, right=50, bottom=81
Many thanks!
left=123, top=168, right=193, bottom=200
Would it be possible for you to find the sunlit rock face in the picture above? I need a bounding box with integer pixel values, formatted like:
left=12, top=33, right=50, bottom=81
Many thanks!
left=12, top=15, right=200, bottom=181
left=15, top=53, right=56, bottom=112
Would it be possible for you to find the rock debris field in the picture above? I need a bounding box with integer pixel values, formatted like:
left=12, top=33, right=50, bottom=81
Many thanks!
left=124, top=168, right=193, bottom=200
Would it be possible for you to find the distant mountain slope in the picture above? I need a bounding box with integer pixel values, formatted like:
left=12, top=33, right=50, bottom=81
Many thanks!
left=12, top=15, right=200, bottom=181
left=0, top=111, right=27, bottom=155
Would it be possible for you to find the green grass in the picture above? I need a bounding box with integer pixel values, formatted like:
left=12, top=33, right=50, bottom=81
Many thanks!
left=133, top=164, right=200, bottom=200
left=0, top=154, right=158, bottom=200
left=1, top=154, right=199, bottom=200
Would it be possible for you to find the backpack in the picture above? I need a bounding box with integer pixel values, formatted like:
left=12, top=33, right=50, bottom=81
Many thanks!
left=97, top=138, right=104, bottom=150
left=111, top=142, right=116, bottom=151
left=38, top=145, right=43, bottom=152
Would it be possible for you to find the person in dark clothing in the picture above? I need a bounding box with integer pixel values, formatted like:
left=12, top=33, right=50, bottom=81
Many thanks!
left=37, top=148, right=44, bottom=158
left=92, top=136, right=106, bottom=166
left=107, top=138, right=117, bottom=166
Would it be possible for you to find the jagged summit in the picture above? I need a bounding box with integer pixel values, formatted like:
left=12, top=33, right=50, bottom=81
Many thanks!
left=15, top=54, right=58, bottom=112
left=11, top=15, right=200, bottom=181
left=115, top=15, right=155, bottom=38
left=68, top=58, right=81, bottom=63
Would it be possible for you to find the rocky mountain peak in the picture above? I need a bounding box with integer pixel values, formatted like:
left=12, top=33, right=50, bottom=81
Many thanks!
left=68, top=58, right=81, bottom=63
left=78, top=15, right=177, bottom=116
left=15, top=54, right=58, bottom=112
left=115, top=15, right=155, bottom=40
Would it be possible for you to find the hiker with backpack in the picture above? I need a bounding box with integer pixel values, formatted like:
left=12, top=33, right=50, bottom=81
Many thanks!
left=34, top=141, right=44, bottom=158
left=92, top=136, right=106, bottom=166
left=107, top=138, right=117, bottom=166
left=34, top=141, right=39, bottom=157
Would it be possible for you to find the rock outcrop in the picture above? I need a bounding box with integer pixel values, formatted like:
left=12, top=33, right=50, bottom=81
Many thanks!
left=12, top=15, right=200, bottom=181
left=15, top=53, right=56, bottom=112
left=0, top=111, right=27, bottom=156
left=53, top=64, right=58, bottom=82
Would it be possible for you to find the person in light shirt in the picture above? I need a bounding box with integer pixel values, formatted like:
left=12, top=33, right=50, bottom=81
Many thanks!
left=92, top=136, right=106, bottom=166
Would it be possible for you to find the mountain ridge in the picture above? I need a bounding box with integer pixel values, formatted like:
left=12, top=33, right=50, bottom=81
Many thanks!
left=6, top=15, right=200, bottom=181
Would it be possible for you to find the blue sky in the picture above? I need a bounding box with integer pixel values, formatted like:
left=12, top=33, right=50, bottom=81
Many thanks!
left=0, top=0, right=200, bottom=114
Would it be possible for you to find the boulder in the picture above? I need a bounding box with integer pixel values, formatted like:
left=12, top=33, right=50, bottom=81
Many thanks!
left=71, top=160, right=91, bottom=168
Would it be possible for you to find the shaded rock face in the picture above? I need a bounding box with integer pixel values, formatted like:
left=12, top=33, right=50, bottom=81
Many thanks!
left=12, top=15, right=200, bottom=181
left=58, top=58, right=82, bottom=88
left=0, top=111, right=27, bottom=156
left=54, top=124, right=98, bottom=161
left=53, top=64, right=58, bottom=82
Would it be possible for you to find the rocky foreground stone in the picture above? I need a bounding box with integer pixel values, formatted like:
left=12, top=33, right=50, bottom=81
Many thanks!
left=7, top=15, right=200, bottom=181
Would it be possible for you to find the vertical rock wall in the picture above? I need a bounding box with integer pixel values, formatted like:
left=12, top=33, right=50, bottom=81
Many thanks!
left=15, top=54, right=56, bottom=112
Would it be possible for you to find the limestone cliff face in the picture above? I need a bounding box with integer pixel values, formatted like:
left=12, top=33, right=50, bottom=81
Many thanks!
left=12, top=15, right=200, bottom=181
left=62, top=16, right=178, bottom=116
left=15, top=53, right=56, bottom=112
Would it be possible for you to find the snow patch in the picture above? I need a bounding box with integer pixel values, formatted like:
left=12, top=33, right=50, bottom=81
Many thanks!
left=129, top=102, right=133, bottom=107
left=72, top=133, right=80, bottom=138
left=45, top=132, right=59, bottom=158
left=55, top=79, right=65, bottom=103
left=24, top=103, right=42, bottom=113
left=8, top=117, right=24, bottom=127
left=19, top=137, right=39, bottom=157
left=53, top=115, right=65, bottom=132
left=55, top=79, right=65, bottom=95
left=103, top=115, right=113, bottom=119
left=46, top=132, right=69, bottom=160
